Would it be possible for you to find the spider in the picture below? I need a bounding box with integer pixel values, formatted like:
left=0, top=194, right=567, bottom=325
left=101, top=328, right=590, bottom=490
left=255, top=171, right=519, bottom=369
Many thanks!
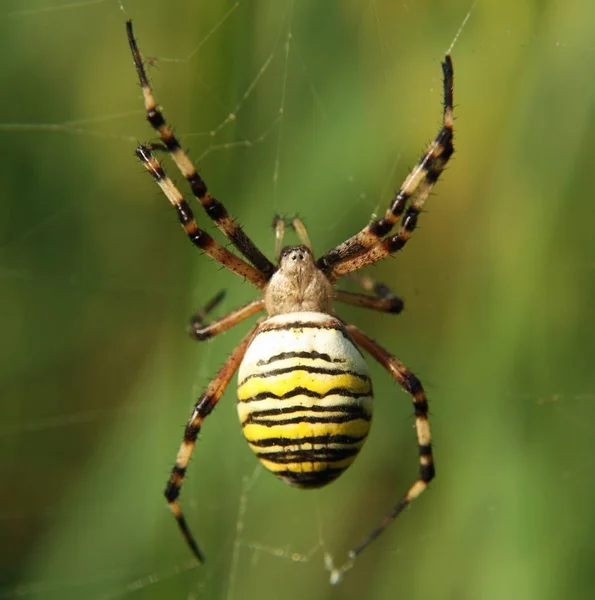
left=126, top=20, right=453, bottom=567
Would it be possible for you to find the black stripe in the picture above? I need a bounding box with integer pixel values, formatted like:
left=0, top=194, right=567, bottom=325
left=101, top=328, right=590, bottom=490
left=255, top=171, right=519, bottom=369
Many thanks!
left=246, top=433, right=367, bottom=448
left=247, top=403, right=368, bottom=418
left=256, top=350, right=345, bottom=367
left=260, top=320, right=349, bottom=338
left=414, top=399, right=429, bottom=417
left=244, top=413, right=371, bottom=427
left=368, top=217, right=393, bottom=238
left=183, top=422, right=200, bottom=442
left=406, top=375, right=424, bottom=396
left=257, top=446, right=360, bottom=464
left=187, top=173, right=208, bottom=198
left=419, top=443, right=432, bottom=456
left=163, top=133, right=181, bottom=153
left=164, top=480, right=179, bottom=502
left=442, top=55, right=454, bottom=107
left=239, top=385, right=371, bottom=403
left=239, top=364, right=370, bottom=385
left=388, top=192, right=409, bottom=219
left=188, top=230, right=208, bottom=249
left=279, top=469, right=345, bottom=488
left=401, top=206, right=419, bottom=233
left=420, top=463, right=435, bottom=482
left=437, top=127, right=454, bottom=150
left=205, top=199, right=227, bottom=221
left=177, top=200, right=195, bottom=227
left=425, top=163, right=443, bottom=184
left=387, top=235, right=405, bottom=254
left=316, top=244, right=365, bottom=271
left=147, top=109, right=166, bottom=130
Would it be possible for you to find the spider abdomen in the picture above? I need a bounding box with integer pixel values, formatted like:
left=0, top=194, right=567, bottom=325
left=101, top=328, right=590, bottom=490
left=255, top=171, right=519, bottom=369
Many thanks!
left=237, top=312, right=373, bottom=488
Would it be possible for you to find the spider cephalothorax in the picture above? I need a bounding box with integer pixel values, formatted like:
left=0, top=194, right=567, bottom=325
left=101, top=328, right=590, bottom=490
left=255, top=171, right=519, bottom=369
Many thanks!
left=265, top=245, right=333, bottom=315
left=127, top=19, right=453, bottom=572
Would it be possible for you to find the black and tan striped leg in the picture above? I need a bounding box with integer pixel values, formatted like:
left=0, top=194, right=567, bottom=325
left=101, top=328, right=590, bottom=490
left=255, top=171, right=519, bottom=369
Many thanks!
left=335, top=273, right=404, bottom=314
left=136, top=146, right=267, bottom=289
left=164, top=322, right=261, bottom=562
left=317, top=55, right=454, bottom=279
left=190, top=297, right=265, bottom=341
left=346, top=324, right=434, bottom=558
left=127, top=21, right=276, bottom=277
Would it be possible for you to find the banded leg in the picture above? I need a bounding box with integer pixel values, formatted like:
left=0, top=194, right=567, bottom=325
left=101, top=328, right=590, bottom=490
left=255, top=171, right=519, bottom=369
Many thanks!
left=127, top=20, right=276, bottom=277
left=346, top=324, right=434, bottom=558
left=136, top=146, right=267, bottom=289
left=317, top=55, right=454, bottom=279
left=164, top=322, right=261, bottom=562
left=190, top=297, right=265, bottom=341
left=335, top=273, right=404, bottom=314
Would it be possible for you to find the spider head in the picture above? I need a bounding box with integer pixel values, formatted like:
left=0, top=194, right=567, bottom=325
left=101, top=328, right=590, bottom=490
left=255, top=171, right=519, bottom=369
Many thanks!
left=278, top=244, right=313, bottom=270
left=264, top=245, right=333, bottom=315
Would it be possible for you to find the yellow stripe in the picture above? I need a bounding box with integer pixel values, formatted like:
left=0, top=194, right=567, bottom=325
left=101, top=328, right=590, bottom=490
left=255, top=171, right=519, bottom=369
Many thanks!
left=259, top=456, right=355, bottom=473
left=237, top=370, right=370, bottom=401
left=243, top=419, right=371, bottom=442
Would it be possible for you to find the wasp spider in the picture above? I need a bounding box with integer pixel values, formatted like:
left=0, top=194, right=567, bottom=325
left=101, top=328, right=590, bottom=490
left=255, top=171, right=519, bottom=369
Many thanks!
left=127, top=21, right=454, bottom=565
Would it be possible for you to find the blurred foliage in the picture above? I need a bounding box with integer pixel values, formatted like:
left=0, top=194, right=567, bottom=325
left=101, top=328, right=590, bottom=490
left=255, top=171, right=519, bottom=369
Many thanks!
left=2, top=0, right=595, bottom=598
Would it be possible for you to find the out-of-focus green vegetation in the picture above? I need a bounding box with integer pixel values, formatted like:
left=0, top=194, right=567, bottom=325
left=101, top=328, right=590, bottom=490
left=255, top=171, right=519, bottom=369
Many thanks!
left=2, top=0, right=595, bottom=598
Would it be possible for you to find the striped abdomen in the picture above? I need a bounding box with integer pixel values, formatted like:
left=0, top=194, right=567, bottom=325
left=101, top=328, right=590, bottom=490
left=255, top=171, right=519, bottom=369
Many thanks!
left=237, top=312, right=373, bottom=488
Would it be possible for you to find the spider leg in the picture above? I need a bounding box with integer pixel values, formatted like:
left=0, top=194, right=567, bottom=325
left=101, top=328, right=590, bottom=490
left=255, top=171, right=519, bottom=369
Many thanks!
left=164, top=322, right=261, bottom=562
left=136, top=146, right=267, bottom=289
left=190, top=297, right=265, bottom=341
left=334, top=273, right=404, bottom=314
left=127, top=20, right=276, bottom=277
left=317, top=55, right=454, bottom=279
left=189, top=290, right=227, bottom=329
left=334, top=290, right=403, bottom=314
left=345, top=324, right=434, bottom=559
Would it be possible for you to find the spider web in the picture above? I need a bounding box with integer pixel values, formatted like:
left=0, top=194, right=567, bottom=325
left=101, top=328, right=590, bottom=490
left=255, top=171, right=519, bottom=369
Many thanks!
left=3, top=1, right=595, bottom=599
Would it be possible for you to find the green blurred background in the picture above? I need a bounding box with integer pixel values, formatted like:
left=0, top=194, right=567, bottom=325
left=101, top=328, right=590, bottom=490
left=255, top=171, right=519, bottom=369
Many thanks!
left=2, top=0, right=595, bottom=598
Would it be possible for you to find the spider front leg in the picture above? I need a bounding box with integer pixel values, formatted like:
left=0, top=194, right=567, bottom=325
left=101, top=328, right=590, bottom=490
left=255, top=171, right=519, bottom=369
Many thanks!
left=165, top=323, right=260, bottom=562
left=127, top=20, right=276, bottom=277
left=318, top=55, right=454, bottom=279
left=346, top=324, right=434, bottom=558
left=136, top=145, right=268, bottom=289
